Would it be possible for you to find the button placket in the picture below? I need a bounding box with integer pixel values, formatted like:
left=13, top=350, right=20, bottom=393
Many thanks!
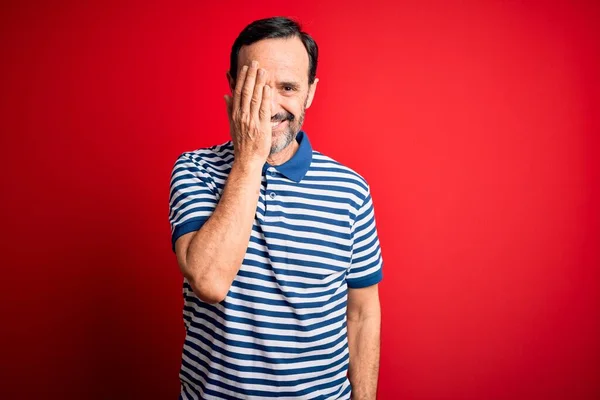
left=255, top=175, right=267, bottom=224
left=267, top=168, right=277, bottom=200
left=264, top=168, right=279, bottom=224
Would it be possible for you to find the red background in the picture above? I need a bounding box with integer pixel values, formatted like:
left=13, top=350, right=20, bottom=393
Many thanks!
left=1, top=1, right=599, bottom=399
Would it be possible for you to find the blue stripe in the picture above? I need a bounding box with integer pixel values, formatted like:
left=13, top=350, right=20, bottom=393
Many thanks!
left=347, top=268, right=383, bottom=289
left=303, top=173, right=368, bottom=191
left=185, top=298, right=347, bottom=332
left=170, top=184, right=216, bottom=206
left=230, top=279, right=345, bottom=301
left=252, top=222, right=351, bottom=241
left=244, top=247, right=347, bottom=274
left=225, top=286, right=348, bottom=310
left=272, top=189, right=358, bottom=209
left=185, top=307, right=345, bottom=343
left=220, top=291, right=348, bottom=320
left=249, top=240, right=351, bottom=263
left=235, top=268, right=347, bottom=290
left=284, top=179, right=365, bottom=198
left=173, top=205, right=215, bottom=224
left=268, top=199, right=350, bottom=216
left=240, top=258, right=329, bottom=280
left=264, top=211, right=350, bottom=227
left=169, top=195, right=216, bottom=221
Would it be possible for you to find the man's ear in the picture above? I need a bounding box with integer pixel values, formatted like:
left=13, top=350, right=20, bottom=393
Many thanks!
left=305, top=78, right=319, bottom=109
left=226, top=71, right=235, bottom=93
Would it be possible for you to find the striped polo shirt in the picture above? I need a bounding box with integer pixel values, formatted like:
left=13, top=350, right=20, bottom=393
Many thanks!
left=168, top=131, right=383, bottom=400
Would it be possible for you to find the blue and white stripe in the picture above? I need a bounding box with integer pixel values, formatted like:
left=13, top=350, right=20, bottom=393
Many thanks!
left=169, top=131, right=383, bottom=399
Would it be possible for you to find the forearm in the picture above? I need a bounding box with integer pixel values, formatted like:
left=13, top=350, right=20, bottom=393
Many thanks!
left=347, top=313, right=381, bottom=399
left=184, top=162, right=262, bottom=302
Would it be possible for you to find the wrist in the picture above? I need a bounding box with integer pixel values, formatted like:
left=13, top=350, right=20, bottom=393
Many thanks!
left=231, top=159, right=263, bottom=178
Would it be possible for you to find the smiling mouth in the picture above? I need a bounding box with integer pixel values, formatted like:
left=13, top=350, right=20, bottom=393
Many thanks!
left=271, top=120, right=287, bottom=129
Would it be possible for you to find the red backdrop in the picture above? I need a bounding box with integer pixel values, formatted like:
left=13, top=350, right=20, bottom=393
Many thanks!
left=1, top=1, right=599, bottom=399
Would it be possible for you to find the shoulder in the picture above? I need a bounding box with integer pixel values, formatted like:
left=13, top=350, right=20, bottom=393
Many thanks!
left=173, top=141, right=234, bottom=174
left=306, top=150, right=373, bottom=217
left=309, top=150, right=371, bottom=199
left=175, top=140, right=234, bottom=166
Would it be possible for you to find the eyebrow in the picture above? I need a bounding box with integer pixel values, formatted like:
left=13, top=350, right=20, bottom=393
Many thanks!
left=277, top=81, right=301, bottom=90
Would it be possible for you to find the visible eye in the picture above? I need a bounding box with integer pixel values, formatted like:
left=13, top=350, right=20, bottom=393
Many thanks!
left=283, top=86, right=294, bottom=92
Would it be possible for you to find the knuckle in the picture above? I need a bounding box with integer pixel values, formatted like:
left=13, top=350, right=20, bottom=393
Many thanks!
left=240, top=110, right=251, bottom=122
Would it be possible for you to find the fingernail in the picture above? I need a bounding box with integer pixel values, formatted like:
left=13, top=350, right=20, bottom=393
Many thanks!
left=258, top=69, right=264, bottom=77
left=251, top=60, right=258, bottom=68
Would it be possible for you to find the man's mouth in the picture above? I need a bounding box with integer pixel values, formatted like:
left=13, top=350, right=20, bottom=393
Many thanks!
left=271, top=120, right=286, bottom=129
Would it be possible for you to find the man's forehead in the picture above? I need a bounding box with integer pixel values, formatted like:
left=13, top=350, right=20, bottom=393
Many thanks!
left=237, top=37, right=309, bottom=79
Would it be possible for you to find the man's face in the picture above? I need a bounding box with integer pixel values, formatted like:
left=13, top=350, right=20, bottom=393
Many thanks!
left=229, top=37, right=318, bottom=155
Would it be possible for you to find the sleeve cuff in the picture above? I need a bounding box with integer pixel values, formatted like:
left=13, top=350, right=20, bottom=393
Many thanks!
left=346, top=267, right=383, bottom=289
left=171, top=217, right=209, bottom=252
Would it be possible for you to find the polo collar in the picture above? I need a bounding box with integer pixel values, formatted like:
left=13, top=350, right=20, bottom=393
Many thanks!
left=262, top=130, right=312, bottom=182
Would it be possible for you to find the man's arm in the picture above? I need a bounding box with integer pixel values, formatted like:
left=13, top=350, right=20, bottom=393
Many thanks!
left=174, top=61, right=272, bottom=304
left=347, top=284, right=381, bottom=400
left=174, top=162, right=262, bottom=304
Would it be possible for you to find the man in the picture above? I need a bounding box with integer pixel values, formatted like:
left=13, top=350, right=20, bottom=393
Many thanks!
left=168, top=16, right=383, bottom=400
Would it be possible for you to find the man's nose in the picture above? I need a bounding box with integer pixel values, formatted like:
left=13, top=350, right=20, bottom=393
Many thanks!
left=269, top=89, right=279, bottom=118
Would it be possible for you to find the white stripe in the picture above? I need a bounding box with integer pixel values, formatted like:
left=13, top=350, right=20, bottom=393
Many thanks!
left=227, top=284, right=346, bottom=312
left=223, top=284, right=348, bottom=315
left=252, top=224, right=351, bottom=247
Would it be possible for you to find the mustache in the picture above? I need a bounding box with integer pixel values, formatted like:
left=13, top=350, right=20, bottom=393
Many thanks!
left=271, top=112, right=294, bottom=123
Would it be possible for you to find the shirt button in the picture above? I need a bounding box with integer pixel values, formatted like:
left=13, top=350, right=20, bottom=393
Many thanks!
left=270, top=170, right=277, bottom=177
left=269, top=192, right=276, bottom=199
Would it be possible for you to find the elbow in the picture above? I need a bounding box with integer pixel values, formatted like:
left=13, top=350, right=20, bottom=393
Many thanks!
left=187, top=274, right=229, bottom=305
left=180, top=252, right=235, bottom=304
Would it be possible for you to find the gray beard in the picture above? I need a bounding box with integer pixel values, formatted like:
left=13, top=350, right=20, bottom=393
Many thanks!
left=270, top=129, right=295, bottom=155
left=270, top=102, right=307, bottom=155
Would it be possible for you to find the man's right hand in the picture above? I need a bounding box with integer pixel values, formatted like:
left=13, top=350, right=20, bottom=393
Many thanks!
left=224, top=60, right=272, bottom=168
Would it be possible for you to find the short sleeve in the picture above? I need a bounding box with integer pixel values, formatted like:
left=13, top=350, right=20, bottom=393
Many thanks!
left=168, top=154, right=218, bottom=252
left=346, top=188, right=384, bottom=288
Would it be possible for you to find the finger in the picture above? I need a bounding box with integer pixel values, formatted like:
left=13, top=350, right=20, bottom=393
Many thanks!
left=232, top=65, right=248, bottom=112
left=224, top=95, right=233, bottom=121
left=241, top=60, right=259, bottom=112
left=259, top=85, right=272, bottom=122
left=250, top=68, right=268, bottom=117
